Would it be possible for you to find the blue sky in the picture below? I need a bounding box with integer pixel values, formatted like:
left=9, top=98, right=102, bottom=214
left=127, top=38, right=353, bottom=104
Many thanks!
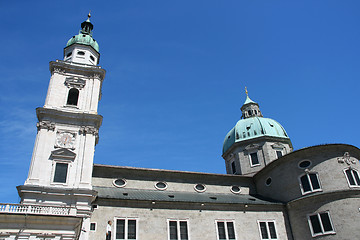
left=0, top=1, right=359, bottom=203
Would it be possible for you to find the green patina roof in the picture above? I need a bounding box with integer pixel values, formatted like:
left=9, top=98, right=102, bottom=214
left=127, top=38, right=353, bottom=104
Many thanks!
left=66, top=34, right=99, bottom=52
left=223, top=117, right=290, bottom=154
left=243, top=95, right=256, bottom=105
left=66, top=16, right=99, bottom=53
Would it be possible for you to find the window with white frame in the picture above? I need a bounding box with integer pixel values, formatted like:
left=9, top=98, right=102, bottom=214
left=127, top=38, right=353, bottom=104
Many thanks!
left=275, top=150, right=282, bottom=158
left=231, top=161, right=237, bottom=174
left=308, top=211, right=335, bottom=237
left=249, top=152, right=260, bottom=167
left=53, top=162, right=69, bottom=183
left=115, top=218, right=137, bottom=240
left=90, top=222, right=96, bottom=232
left=168, top=220, right=189, bottom=240
left=299, top=172, right=321, bottom=194
left=344, top=168, right=360, bottom=187
left=216, top=220, right=236, bottom=240
left=258, top=221, right=277, bottom=239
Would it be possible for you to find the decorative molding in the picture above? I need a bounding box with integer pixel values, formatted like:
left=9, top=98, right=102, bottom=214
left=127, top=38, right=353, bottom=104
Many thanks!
left=36, top=107, right=103, bottom=129
left=245, top=144, right=260, bottom=151
left=36, top=121, right=56, bottom=131
left=53, top=68, right=66, bottom=75
left=338, top=152, right=356, bottom=165
left=50, top=60, right=106, bottom=81
left=79, top=126, right=98, bottom=136
left=50, top=148, right=76, bottom=161
left=271, top=143, right=284, bottom=149
left=64, top=76, right=86, bottom=89
left=79, top=126, right=99, bottom=145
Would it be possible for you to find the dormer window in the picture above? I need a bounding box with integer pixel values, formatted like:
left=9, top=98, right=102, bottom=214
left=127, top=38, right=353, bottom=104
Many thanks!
left=250, top=152, right=260, bottom=167
left=67, top=88, right=79, bottom=106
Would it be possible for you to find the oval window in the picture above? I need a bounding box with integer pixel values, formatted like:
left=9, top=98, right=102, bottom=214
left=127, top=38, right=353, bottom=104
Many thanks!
left=66, top=52, right=72, bottom=57
left=230, top=185, right=241, bottom=194
left=298, top=160, right=311, bottom=169
left=77, top=51, right=85, bottom=56
left=113, top=178, right=126, bottom=188
left=155, top=182, right=167, bottom=190
left=265, top=177, right=272, bottom=186
left=90, top=55, right=95, bottom=61
left=194, top=184, right=206, bottom=192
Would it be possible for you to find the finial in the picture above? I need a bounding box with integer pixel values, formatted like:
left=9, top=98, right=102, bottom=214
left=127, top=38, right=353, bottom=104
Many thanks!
left=245, top=86, right=248, bottom=96
left=88, top=11, right=91, bottom=19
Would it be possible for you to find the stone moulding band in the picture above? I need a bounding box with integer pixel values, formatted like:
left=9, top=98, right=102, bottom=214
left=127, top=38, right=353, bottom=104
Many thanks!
left=36, top=107, right=103, bottom=129
left=50, top=60, right=106, bottom=81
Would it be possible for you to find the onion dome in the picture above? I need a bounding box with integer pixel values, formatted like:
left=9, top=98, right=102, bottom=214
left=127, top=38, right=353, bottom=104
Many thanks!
left=66, top=13, right=99, bottom=53
left=223, top=89, right=290, bottom=154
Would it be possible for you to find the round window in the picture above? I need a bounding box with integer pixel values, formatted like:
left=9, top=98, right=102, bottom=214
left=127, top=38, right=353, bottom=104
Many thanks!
left=298, top=160, right=311, bottom=169
left=265, top=177, right=272, bottom=186
left=230, top=185, right=241, bottom=194
left=194, top=184, right=206, bottom=192
left=155, top=182, right=167, bottom=190
left=113, top=178, right=127, bottom=188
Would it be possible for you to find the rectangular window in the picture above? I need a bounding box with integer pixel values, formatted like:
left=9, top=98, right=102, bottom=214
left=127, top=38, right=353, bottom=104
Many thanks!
left=344, top=169, right=360, bottom=187
left=115, top=218, right=137, bottom=240
left=308, top=212, right=335, bottom=237
left=258, top=221, right=277, bottom=239
left=216, top=220, right=236, bottom=240
left=53, top=162, right=68, bottom=183
left=231, top=161, right=236, bottom=174
left=168, top=220, right=189, bottom=240
left=250, top=152, right=260, bottom=167
left=168, top=220, right=188, bottom=240
left=276, top=150, right=282, bottom=158
left=299, top=173, right=321, bottom=194
left=90, top=222, right=96, bottom=231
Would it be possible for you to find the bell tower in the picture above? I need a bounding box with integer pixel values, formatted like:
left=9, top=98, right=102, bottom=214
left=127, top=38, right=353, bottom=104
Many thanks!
left=17, top=14, right=105, bottom=221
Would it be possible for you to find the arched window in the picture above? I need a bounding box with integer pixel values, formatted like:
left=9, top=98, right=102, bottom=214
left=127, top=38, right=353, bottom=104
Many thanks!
left=67, top=88, right=79, bottom=106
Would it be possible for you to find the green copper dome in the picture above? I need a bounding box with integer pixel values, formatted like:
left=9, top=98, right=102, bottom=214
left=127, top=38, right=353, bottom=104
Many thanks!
left=222, top=117, right=289, bottom=154
left=66, top=34, right=99, bottom=52
left=66, top=14, right=99, bottom=53
left=222, top=90, right=290, bottom=154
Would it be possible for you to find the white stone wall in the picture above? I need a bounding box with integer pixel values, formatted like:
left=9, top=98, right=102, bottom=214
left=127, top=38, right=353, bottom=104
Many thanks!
left=89, top=204, right=291, bottom=240
left=44, top=71, right=102, bottom=114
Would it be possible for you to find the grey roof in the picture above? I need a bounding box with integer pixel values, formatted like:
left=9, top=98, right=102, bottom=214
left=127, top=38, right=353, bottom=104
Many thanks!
left=94, top=186, right=281, bottom=205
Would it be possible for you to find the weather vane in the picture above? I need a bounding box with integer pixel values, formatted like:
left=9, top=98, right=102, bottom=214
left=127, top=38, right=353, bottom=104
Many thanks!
left=245, top=86, right=248, bottom=96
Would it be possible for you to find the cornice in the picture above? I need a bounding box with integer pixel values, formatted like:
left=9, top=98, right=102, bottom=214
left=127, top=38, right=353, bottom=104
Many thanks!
left=222, top=136, right=292, bottom=158
left=36, top=107, right=103, bottom=129
left=49, top=60, right=106, bottom=81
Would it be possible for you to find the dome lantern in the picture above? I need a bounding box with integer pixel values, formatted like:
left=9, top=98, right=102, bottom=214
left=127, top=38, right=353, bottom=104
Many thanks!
left=63, top=13, right=100, bottom=66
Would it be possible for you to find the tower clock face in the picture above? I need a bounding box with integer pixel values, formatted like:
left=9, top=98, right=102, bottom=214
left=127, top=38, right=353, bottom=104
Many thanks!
left=56, top=132, right=76, bottom=148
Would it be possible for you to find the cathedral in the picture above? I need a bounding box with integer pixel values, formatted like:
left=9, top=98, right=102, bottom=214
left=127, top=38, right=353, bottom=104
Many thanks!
left=0, top=15, right=359, bottom=240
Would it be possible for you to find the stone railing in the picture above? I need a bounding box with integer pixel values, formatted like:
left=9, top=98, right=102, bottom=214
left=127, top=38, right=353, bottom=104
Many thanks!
left=0, top=203, right=76, bottom=216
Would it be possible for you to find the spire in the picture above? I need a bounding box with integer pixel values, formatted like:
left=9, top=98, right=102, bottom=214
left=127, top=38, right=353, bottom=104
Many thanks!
left=81, top=12, right=94, bottom=35
left=240, top=87, right=262, bottom=119
left=243, top=87, right=256, bottom=105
